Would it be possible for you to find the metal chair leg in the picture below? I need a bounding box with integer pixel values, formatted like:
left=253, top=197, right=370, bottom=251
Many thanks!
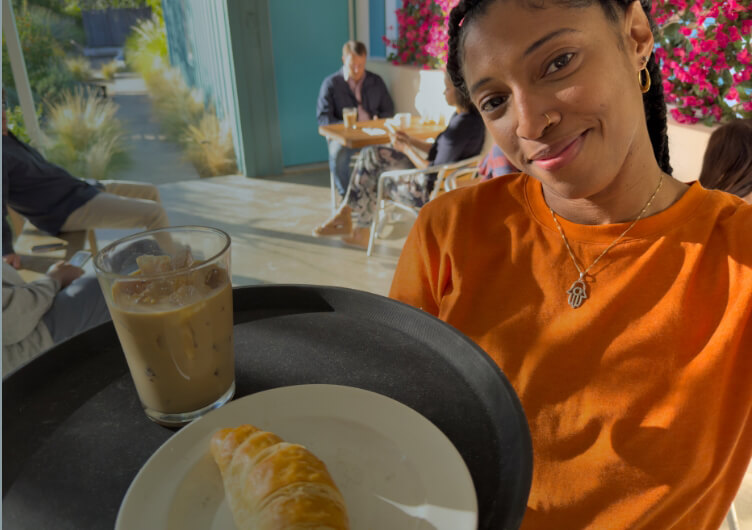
left=367, top=217, right=378, bottom=256
left=329, top=171, right=337, bottom=214
left=726, top=504, right=739, bottom=530
left=367, top=176, right=387, bottom=257
left=87, top=229, right=98, bottom=254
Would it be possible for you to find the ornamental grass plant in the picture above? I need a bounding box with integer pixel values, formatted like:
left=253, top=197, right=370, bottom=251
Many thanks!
left=43, top=87, right=128, bottom=180
left=182, top=110, right=238, bottom=178
left=100, top=60, right=120, bottom=81
left=125, top=16, right=238, bottom=177
left=65, top=56, right=93, bottom=82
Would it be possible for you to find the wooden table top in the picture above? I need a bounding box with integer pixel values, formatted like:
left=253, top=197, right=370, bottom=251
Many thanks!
left=318, top=117, right=446, bottom=149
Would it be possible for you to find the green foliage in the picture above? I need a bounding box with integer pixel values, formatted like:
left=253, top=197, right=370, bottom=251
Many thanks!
left=26, top=2, right=85, bottom=47
left=2, top=2, right=78, bottom=108
left=4, top=104, right=39, bottom=144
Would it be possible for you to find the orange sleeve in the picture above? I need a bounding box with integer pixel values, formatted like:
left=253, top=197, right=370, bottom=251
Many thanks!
left=389, top=212, right=441, bottom=316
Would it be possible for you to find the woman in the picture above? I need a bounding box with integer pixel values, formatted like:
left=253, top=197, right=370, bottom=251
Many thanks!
left=390, top=1, right=751, bottom=529
left=699, top=118, right=752, bottom=203
left=313, top=72, right=485, bottom=248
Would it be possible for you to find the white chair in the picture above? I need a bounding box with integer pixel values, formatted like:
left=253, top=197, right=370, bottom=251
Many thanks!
left=444, top=164, right=481, bottom=191
left=726, top=504, right=739, bottom=530
left=329, top=170, right=339, bottom=214
left=330, top=153, right=361, bottom=214
left=366, top=155, right=482, bottom=256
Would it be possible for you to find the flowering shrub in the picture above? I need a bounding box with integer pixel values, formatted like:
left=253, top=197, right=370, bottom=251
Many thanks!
left=384, top=0, right=751, bottom=126
left=382, top=0, right=459, bottom=69
left=652, top=0, right=751, bottom=125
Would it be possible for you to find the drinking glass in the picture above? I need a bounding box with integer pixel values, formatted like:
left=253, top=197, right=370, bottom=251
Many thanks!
left=343, top=107, right=358, bottom=129
left=94, top=226, right=235, bottom=426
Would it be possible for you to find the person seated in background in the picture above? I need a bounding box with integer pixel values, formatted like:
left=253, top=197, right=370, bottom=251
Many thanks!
left=317, top=40, right=395, bottom=197
left=2, top=260, right=110, bottom=375
left=698, top=118, right=751, bottom=203
left=312, top=71, right=485, bottom=248
left=1, top=95, right=170, bottom=268
left=478, top=143, right=519, bottom=181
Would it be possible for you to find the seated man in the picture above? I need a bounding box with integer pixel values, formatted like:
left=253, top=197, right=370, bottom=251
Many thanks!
left=2, top=260, right=110, bottom=375
left=2, top=99, right=170, bottom=268
left=317, top=40, right=395, bottom=196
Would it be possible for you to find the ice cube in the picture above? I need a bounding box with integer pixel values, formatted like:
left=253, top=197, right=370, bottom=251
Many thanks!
left=136, top=255, right=173, bottom=275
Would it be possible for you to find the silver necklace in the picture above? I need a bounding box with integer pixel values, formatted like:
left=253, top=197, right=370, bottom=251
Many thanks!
left=548, top=174, right=664, bottom=309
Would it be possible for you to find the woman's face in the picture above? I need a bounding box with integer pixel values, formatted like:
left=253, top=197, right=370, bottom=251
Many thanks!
left=443, top=74, right=457, bottom=107
left=462, top=0, right=654, bottom=199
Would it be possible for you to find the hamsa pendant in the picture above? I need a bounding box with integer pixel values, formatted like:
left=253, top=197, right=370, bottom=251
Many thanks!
left=567, top=278, right=588, bottom=308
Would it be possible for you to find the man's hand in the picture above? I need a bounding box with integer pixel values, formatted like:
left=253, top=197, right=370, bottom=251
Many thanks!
left=3, top=253, right=21, bottom=269
left=46, top=261, right=84, bottom=289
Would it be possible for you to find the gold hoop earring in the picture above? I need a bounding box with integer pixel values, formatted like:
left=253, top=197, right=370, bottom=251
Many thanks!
left=638, top=66, right=651, bottom=93
left=544, top=112, right=552, bottom=127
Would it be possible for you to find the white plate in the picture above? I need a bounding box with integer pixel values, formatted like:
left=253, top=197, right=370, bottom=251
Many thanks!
left=116, top=384, right=478, bottom=530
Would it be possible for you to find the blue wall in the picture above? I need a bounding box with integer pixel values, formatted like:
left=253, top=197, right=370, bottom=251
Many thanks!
left=268, top=0, right=349, bottom=167
left=369, top=0, right=386, bottom=58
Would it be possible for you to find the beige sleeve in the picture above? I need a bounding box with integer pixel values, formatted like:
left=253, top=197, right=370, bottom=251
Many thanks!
left=2, top=276, right=60, bottom=346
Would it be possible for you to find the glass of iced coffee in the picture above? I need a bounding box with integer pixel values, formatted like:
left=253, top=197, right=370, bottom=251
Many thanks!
left=94, top=226, right=234, bottom=426
left=343, top=107, right=358, bottom=129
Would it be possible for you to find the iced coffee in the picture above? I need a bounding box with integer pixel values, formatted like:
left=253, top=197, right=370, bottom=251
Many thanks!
left=95, top=227, right=235, bottom=426
left=343, top=107, right=357, bottom=129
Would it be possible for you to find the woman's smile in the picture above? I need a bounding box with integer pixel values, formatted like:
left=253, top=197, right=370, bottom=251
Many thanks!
left=527, top=130, right=589, bottom=171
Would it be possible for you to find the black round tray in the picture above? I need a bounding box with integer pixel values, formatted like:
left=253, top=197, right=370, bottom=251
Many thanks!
left=3, top=285, right=532, bottom=529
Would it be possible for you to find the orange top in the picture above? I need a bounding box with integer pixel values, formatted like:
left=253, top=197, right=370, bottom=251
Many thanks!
left=390, top=173, right=752, bottom=529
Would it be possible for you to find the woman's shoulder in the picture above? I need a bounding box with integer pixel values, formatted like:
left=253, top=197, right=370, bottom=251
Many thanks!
left=417, top=172, right=529, bottom=231
left=691, top=184, right=751, bottom=229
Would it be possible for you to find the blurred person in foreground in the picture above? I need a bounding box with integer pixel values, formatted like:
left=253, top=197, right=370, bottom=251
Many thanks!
left=2, top=260, right=110, bottom=375
left=1, top=92, right=169, bottom=269
left=698, top=118, right=751, bottom=203
left=317, top=40, right=395, bottom=196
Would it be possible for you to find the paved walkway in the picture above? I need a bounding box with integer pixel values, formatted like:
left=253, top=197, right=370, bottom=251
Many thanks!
left=107, top=73, right=199, bottom=185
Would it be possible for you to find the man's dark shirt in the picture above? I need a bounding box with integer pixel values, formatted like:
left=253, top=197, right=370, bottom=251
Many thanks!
left=2, top=133, right=101, bottom=255
left=316, top=69, right=394, bottom=126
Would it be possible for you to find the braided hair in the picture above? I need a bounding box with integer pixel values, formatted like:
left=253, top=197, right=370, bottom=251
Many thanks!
left=447, top=0, right=673, bottom=175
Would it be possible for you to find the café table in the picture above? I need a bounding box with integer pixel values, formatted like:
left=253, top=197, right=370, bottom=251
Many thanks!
left=3, top=284, right=532, bottom=530
left=318, top=117, right=446, bottom=149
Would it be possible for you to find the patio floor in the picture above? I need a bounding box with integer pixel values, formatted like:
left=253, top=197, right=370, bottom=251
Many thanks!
left=93, top=173, right=410, bottom=297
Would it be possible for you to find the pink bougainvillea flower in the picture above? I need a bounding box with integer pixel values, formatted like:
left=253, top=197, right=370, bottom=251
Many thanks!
left=671, top=107, right=700, bottom=124
left=726, top=86, right=740, bottom=101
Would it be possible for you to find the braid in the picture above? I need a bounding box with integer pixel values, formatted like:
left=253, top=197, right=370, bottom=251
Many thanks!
left=446, top=0, right=672, bottom=174
left=447, top=1, right=495, bottom=98
left=643, top=53, right=673, bottom=174
left=446, top=2, right=471, bottom=92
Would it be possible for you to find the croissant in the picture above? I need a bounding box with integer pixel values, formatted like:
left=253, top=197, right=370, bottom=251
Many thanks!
left=210, top=424, right=350, bottom=530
